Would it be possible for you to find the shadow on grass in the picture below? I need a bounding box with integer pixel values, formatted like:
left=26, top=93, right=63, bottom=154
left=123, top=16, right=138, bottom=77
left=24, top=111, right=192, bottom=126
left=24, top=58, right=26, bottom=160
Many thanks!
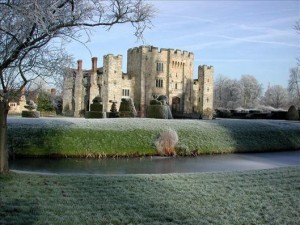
left=212, top=119, right=300, bottom=153
left=0, top=199, right=40, bottom=225
left=7, top=118, right=76, bottom=158
left=55, top=167, right=300, bottom=224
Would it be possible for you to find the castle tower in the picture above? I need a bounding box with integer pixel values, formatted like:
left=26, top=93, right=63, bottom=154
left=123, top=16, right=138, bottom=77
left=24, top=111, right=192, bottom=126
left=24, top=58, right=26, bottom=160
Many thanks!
left=62, top=68, right=75, bottom=114
left=168, top=49, right=194, bottom=114
left=127, top=46, right=194, bottom=116
left=198, top=65, right=214, bottom=113
left=74, top=60, right=84, bottom=117
left=102, top=54, right=123, bottom=112
left=89, top=57, right=99, bottom=104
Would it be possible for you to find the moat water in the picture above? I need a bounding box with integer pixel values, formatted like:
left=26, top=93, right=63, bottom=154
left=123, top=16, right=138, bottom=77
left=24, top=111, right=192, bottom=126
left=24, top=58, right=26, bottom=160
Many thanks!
left=10, top=151, right=299, bottom=175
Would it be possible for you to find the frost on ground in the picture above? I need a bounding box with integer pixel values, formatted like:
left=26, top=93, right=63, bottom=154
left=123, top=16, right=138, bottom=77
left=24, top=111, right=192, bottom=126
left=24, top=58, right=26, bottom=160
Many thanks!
left=8, top=117, right=300, bottom=131
left=7, top=117, right=300, bottom=157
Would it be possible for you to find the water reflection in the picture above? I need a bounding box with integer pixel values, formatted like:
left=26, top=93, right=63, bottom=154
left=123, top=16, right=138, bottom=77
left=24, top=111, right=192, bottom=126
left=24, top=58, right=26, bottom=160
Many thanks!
left=10, top=151, right=299, bottom=175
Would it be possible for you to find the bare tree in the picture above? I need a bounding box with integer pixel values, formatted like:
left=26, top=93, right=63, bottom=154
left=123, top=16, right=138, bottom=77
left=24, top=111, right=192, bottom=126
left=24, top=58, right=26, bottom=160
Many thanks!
left=288, top=67, right=300, bottom=108
left=225, top=79, right=243, bottom=109
left=214, top=75, right=244, bottom=109
left=0, top=0, right=155, bottom=174
left=214, top=74, right=229, bottom=108
left=263, top=85, right=288, bottom=109
left=240, top=75, right=262, bottom=108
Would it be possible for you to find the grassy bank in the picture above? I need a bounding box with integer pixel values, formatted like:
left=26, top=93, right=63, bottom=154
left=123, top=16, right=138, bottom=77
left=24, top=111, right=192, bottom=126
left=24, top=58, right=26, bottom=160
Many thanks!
left=7, top=117, right=300, bottom=158
left=1, top=167, right=299, bottom=225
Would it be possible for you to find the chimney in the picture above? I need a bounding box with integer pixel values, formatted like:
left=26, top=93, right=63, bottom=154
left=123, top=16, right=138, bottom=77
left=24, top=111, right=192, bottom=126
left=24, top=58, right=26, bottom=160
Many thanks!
left=92, top=57, right=97, bottom=74
left=77, top=60, right=83, bottom=72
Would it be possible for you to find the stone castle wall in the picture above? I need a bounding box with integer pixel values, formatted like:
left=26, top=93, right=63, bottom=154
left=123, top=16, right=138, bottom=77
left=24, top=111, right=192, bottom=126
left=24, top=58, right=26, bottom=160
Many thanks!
left=63, top=45, right=214, bottom=117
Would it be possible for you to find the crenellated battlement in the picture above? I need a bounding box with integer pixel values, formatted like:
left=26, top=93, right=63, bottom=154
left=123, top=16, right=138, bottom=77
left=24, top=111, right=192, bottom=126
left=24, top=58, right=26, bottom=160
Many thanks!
left=128, top=45, right=193, bottom=57
left=104, top=54, right=123, bottom=60
left=199, top=65, right=214, bottom=70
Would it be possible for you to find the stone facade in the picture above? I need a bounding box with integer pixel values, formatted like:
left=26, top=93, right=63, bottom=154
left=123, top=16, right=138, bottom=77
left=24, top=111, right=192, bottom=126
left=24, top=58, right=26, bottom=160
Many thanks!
left=8, top=87, right=26, bottom=115
left=62, top=45, right=214, bottom=117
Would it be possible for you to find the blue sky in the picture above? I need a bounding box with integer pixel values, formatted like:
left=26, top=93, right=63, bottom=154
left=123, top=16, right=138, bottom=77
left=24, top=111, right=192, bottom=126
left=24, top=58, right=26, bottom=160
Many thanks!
left=65, top=0, right=299, bottom=91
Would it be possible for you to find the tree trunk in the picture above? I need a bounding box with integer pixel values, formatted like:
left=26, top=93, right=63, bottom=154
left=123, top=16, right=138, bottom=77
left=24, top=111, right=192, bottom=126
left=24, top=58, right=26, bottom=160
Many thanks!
left=0, top=100, right=9, bottom=174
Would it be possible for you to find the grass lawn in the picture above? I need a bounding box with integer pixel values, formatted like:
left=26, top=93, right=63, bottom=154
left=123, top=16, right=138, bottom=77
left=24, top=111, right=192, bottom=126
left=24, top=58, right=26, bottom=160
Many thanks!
left=0, top=166, right=299, bottom=225
left=7, top=117, right=300, bottom=158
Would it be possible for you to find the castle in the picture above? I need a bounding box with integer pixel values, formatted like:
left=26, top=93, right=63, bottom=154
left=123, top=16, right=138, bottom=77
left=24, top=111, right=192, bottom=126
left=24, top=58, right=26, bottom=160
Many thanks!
left=63, top=45, right=214, bottom=117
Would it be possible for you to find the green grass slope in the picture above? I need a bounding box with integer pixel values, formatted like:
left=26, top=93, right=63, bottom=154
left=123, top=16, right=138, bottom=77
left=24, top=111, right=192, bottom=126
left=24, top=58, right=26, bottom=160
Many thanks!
left=7, top=117, right=300, bottom=157
left=1, top=167, right=299, bottom=225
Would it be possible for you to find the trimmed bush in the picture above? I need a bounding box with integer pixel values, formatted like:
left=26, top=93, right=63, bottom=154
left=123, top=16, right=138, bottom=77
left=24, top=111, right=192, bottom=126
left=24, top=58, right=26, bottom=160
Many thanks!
left=90, top=104, right=103, bottom=112
left=147, top=105, right=170, bottom=119
left=85, top=95, right=104, bottom=119
left=154, top=128, right=178, bottom=156
left=119, top=98, right=137, bottom=118
left=286, top=105, right=299, bottom=120
left=21, top=111, right=40, bottom=118
left=147, top=95, right=173, bottom=119
left=40, top=111, right=56, bottom=117
left=85, top=111, right=104, bottom=118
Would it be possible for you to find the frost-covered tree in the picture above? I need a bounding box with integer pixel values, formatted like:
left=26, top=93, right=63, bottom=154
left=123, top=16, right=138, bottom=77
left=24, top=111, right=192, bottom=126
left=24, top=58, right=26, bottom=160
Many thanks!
left=263, top=85, right=288, bottom=109
left=239, top=75, right=262, bottom=108
left=0, top=0, right=155, bottom=174
left=214, top=75, right=244, bottom=109
left=224, top=79, right=243, bottom=109
left=214, top=75, right=262, bottom=110
left=288, top=67, right=300, bottom=108
left=214, top=74, right=230, bottom=108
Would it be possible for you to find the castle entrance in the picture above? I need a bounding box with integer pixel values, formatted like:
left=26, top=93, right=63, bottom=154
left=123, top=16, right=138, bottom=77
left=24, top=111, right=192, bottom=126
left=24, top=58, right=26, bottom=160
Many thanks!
left=172, top=97, right=181, bottom=113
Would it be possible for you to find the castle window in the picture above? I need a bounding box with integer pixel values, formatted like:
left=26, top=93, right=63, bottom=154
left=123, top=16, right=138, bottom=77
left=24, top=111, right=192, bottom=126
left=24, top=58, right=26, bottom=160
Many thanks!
left=175, top=83, right=177, bottom=89
left=156, top=63, right=164, bottom=72
left=207, top=97, right=209, bottom=103
left=207, top=79, right=209, bottom=82
left=207, top=87, right=209, bottom=92
left=122, top=89, right=130, bottom=97
left=156, top=79, right=163, bottom=88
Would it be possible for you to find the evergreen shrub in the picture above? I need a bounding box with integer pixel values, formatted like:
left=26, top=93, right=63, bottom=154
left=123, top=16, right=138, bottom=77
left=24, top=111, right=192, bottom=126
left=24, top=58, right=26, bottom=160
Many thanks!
left=147, top=105, right=170, bottom=119
left=21, top=111, right=40, bottom=118
left=85, top=111, right=104, bottom=118
left=286, top=105, right=299, bottom=120
left=119, top=98, right=137, bottom=118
